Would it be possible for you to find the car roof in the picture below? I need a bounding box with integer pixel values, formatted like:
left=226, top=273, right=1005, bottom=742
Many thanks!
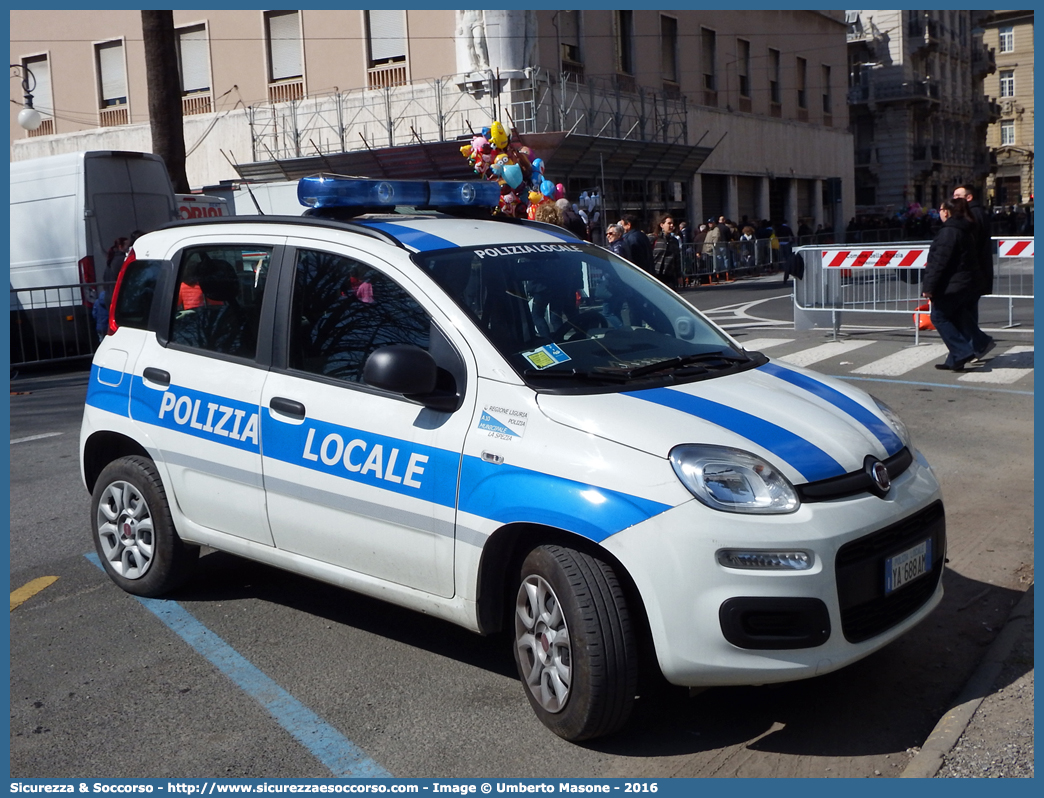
left=139, top=213, right=583, bottom=255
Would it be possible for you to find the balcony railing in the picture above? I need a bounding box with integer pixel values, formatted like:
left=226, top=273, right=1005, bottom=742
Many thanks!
left=972, top=44, right=997, bottom=77
left=99, top=105, right=129, bottom=126
left=182, top=93, right=213, bottom=116
left=368, top=62, right=407, bottom=90
left=848, top=78, right=939, bottom=105
left=561, top=60, right=585, bottom=84
left=27, top=117, right=55, bottom=137
left=268, top=79, right=304, bottom=104
left=613, top=73, right=637, bottom=94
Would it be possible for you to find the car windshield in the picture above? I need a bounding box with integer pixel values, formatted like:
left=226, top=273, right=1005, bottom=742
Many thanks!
left=416, top=242, right=757, bottom=389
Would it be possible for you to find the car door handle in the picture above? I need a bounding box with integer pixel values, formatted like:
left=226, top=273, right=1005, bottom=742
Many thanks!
left=142, top=367, right=170, bottom=387
left=269, top=396, right=306, bottom=420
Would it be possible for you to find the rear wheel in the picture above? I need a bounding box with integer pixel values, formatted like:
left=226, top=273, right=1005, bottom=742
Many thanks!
left=91, top=455, right=198, bottom=597
left=513, top=545, right=637, bottom=741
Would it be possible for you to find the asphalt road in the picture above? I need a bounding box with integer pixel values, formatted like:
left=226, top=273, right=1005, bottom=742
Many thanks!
left=8, top=281, right=1034, bottom=778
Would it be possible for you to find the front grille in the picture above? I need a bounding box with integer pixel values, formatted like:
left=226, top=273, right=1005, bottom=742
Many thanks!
left=799, top=447, right=913, bottom=502
left=835, top=501, right=945, bottom=643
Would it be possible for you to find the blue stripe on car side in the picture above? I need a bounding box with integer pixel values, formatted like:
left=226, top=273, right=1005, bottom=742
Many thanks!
left=260, top=408, right=462, bottom=509
left=626, top=386, right=845, bottom=482
left=357, top=221, right=457, bottom=252
left=457, top=456, right=670, bottom=542
left=758, top=362, right=903, bottom=455
left=84, top=365, right=133, bottom=417
left=89, top=369, right=671, bottom=538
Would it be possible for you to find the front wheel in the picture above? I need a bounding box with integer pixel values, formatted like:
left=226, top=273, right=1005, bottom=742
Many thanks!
left=91, top=455, right=198, bottom=597
left=513, top=545, right=637, bottom=741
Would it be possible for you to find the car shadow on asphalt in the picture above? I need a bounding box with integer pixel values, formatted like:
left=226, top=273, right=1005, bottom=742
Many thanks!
left=173, top=551, right=1027, bottom=758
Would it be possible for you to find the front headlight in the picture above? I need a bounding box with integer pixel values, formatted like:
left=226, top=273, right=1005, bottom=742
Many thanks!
left=670, top=444, right=799, bottom=514
left=872, top=396, right=911, bottom=447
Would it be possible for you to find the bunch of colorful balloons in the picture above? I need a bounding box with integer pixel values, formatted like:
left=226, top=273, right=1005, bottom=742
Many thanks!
left=459, top=120, right=563, bottom=219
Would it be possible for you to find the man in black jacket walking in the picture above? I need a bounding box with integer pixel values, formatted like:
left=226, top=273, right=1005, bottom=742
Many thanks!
left=953, top=184, right=996, bottom=360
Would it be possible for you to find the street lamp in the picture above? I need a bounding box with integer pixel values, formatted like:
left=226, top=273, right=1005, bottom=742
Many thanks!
left=10, top=64, right=42, bottom=131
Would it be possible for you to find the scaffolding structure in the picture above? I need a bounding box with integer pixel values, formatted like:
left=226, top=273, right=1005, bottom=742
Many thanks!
left=246, top=68, right=690, bottom=164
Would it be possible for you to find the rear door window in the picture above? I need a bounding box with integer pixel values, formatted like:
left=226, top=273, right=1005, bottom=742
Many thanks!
left=169, top=246, right=272, bottom=359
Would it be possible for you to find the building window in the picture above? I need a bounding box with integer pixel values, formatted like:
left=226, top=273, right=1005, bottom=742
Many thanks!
left=266, top=10, right=302, bottom=82
left=822, top=64, right=832, bottom=114
left=95, top=40, right=127, bottom=107
left=177, top=25, right=210, bottom=95
left=737, top=39, right=751, bottom=97
left=796, top=57, right=807, bottom=108
left=661, top=16, right=678, bottom=84
left=615, top=10, right=634, bottom=75
left=998, top=25, right=1014, bottom=53
left=21, top=54, right=54, bottom=135
left=999, top=69, right=1015, bottom=98
left=701, top=28, right=716, bottom=91
left=366, top=10, right=406, bottom=66
left=559, top=10, right=582, bottom=80
left=1000, top=119, right=1015, bottom=146
left=769, top=48, right=781, bottom=104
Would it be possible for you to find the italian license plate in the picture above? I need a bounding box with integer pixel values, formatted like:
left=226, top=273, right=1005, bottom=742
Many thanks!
left=885, top=538, right=932, bottom=594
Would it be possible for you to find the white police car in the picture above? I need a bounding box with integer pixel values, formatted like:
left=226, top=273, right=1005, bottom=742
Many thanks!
left=81, top=176, right=945, bottom=741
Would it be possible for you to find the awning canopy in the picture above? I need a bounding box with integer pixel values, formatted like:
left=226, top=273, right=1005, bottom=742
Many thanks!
left=232, top=132, right=717, bottom=185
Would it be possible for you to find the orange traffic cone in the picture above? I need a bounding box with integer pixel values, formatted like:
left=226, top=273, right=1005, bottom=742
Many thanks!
left=914, top=303, right=935, bottom=331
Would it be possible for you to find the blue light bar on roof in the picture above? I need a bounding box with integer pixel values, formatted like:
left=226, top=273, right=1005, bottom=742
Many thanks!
left=428, top=180, right=502, bottom=207
left=297, top=176, right=500, bottom=210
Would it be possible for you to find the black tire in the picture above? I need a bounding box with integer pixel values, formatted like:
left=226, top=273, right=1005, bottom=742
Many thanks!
left=91, top=455, right=198, bottom=597
left=513, top=544, right=637, bottom=741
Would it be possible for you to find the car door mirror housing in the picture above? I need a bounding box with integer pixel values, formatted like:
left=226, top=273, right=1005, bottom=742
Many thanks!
left=364, top=344, right=439, bottom=396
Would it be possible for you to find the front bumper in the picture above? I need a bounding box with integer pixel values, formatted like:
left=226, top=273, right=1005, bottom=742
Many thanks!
left=601, top=448, right=945, bottom=686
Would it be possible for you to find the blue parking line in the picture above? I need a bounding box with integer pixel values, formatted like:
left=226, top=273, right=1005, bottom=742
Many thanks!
left=85, top=553, right=391, bottom=778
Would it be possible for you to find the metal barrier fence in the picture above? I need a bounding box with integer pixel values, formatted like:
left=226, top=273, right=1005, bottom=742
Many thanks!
left=10, top=281, right=111, bottom=367
left=677, top=239, right=784, bottom=286
left=992, top=237, right=1034, bottom=328
left=793, top=239, right=1033, bottom=338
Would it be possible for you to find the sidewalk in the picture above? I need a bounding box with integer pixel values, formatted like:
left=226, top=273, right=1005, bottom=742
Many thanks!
left=902, top=584, right=1034, bottom=778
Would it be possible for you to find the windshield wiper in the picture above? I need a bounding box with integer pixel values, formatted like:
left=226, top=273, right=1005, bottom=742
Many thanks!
left=590, top=351, right=750, bottom=381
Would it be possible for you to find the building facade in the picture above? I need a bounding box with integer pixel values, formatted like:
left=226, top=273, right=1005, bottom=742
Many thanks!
left=12, top=9, right=855, bottom=233
left=980, top=10, right=1034, bottom=208
left=846, top=9, right=999, bottom=216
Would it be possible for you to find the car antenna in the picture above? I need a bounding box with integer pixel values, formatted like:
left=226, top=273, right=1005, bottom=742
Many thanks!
left=221, top=149, right=265, bottom=215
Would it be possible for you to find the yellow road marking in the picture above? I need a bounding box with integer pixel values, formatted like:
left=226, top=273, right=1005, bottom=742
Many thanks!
left=10, top=576, right=59, bottom=611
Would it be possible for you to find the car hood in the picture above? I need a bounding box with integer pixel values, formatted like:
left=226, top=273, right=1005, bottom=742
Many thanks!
left=535, top=360, right=905, bottom=486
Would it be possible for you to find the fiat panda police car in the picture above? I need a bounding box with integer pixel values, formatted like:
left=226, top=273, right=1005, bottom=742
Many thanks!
left=81, top=176, right=945, bottom=742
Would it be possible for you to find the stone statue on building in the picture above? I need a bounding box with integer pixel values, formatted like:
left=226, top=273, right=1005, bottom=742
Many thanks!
left=456, top=10, right=490, bottom=75
left=455, top=10, right=537, bottom=78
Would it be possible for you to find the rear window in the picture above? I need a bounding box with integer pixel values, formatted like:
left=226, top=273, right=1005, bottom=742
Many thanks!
left=113, top=259, right=162, bottom=330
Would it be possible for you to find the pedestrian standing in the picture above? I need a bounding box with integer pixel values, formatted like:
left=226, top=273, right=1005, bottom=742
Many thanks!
left=651, top=213, right=681, bottom=288
left=952, top=184, right=996, bottom=360
left=922, top=197, right=981, bottom=371
left=605, top=223, right=626, bottom=256
left=618, top=214, right=655, bottom=274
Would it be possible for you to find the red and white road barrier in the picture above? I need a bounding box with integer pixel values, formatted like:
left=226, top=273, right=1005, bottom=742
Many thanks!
left=822, top=247, right=928, bottom=269
left=995, top=238, right=1034, bottom=258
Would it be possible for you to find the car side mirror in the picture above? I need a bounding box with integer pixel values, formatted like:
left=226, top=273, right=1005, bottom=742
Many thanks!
left=363, top=345, right=460, bottom=412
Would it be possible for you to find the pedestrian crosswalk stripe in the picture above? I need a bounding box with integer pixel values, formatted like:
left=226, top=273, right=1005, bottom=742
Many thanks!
left=958, top=346, right=1035, bottom=384
left=739, top=338, right=794, bottom=351
left=851, top=344, right=950, bottom=376
left=777, top=340, right=875, bottom=368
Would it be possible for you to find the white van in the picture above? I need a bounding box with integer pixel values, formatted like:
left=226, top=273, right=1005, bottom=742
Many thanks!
left=176, top=193, right=230, bottom=220
left=9, top=150, right=177, bottom=359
